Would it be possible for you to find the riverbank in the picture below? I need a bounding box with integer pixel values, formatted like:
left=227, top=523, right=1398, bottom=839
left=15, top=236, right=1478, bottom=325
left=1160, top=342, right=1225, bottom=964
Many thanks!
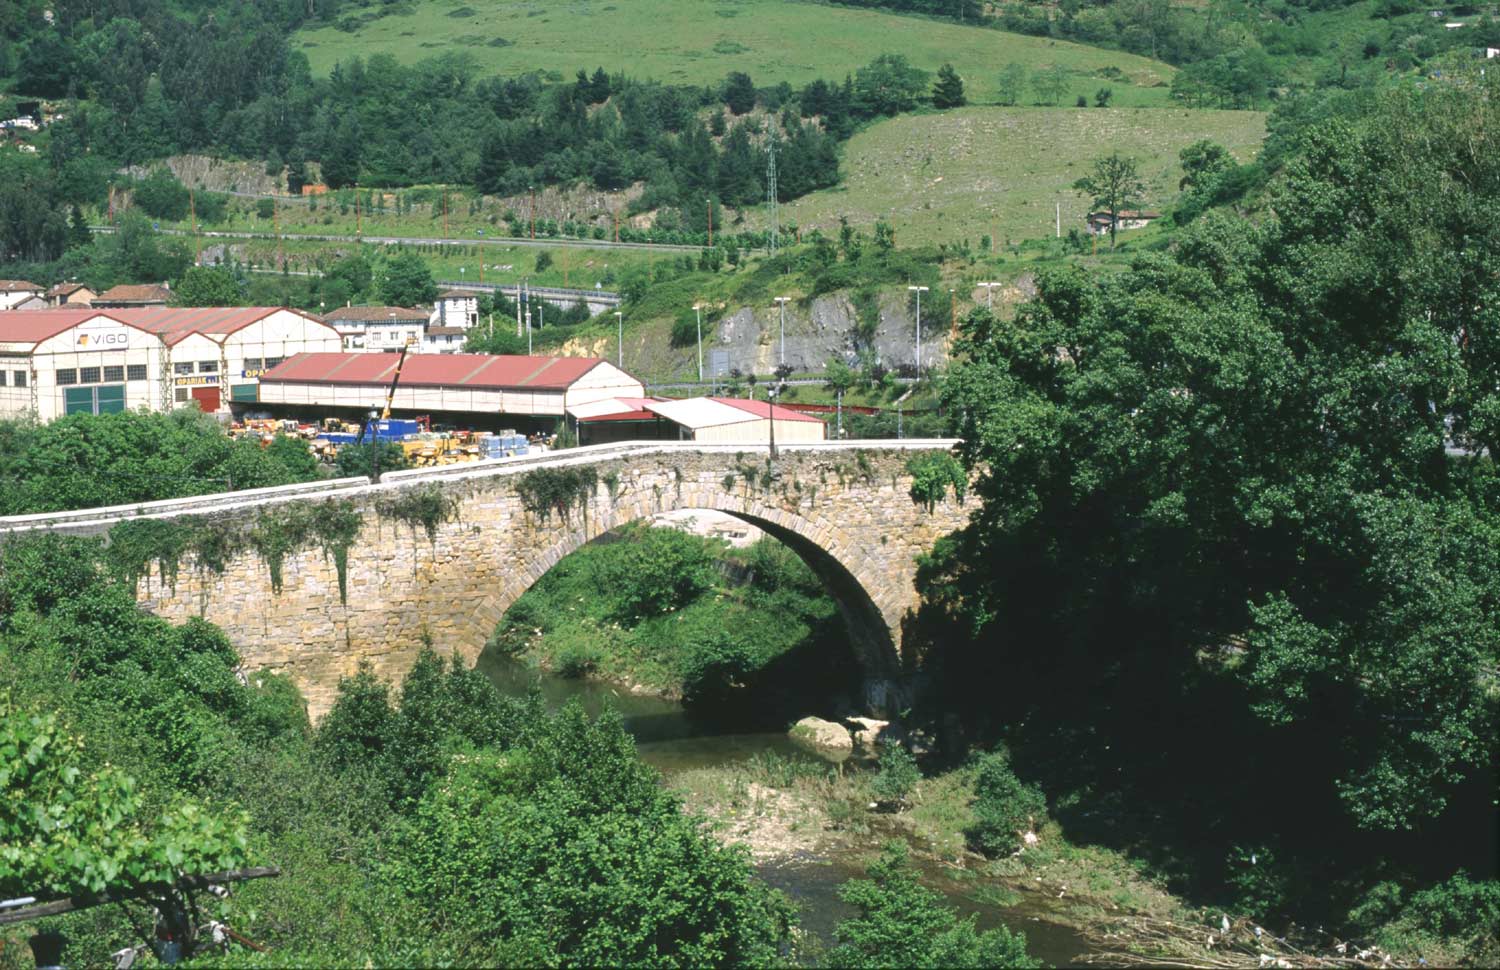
left=672, top=754, right=1181, bottom=940
left=672, top=753, right=1459, bottom=969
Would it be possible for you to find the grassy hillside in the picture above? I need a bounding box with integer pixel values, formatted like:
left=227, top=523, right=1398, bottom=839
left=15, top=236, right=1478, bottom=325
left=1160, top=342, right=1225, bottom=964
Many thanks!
left=771, top=105, right=1266, bottom=245
left=295, top=0, right=1177, bottom=106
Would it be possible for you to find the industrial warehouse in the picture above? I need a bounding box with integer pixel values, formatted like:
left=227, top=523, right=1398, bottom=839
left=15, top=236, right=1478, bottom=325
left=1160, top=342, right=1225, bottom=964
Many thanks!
left=254, top=351, right=645, bottom=430
left=573, top=395, right=826, bottom=445
left=0, top=307, right=342, bottom=420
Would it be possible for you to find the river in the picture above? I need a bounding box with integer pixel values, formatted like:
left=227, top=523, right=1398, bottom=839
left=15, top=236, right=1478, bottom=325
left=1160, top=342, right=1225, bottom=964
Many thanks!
left=476, top=651, right=1093, bottom=966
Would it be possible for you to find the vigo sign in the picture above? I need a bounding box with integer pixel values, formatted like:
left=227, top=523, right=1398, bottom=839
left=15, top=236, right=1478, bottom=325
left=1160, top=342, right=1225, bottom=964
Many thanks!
left=75, top=323, right=130, bottom=350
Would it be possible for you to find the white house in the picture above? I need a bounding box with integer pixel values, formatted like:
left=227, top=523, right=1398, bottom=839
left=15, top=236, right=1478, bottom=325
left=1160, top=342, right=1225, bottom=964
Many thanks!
left=323, top=305, right=428, bottom=353
left=0, top=280, right=45, bottom=310
left=432, top=289, right=480, bottom=330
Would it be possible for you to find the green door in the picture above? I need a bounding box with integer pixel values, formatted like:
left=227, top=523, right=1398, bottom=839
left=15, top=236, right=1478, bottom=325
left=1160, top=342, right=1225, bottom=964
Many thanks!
left=64, top=385, right=126, bottom=415
left=63, top=386, right=94, bottom=415
left=96, top=385, right=125, bottom=414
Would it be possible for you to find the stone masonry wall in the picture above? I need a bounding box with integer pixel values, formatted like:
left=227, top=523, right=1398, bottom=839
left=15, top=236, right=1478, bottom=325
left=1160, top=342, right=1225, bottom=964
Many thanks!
left=122, top=445, right=971, bottom=719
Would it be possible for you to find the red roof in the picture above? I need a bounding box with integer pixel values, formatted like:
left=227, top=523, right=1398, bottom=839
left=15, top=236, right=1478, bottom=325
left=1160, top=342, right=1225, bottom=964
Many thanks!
left=0, top=280, right=43, bottom=293
left=579, top=409, right=659, bottom=423
left=97, top=283, right=172, bottom=304
left=707, top=397, right=825, bottom=423
left=0, top=307, right=333, bottom=348
left=0, top=308, right=132, bottom=345
left=261, top=352, right=614, bottom=391
left=103, top=307, right=330, bottom=346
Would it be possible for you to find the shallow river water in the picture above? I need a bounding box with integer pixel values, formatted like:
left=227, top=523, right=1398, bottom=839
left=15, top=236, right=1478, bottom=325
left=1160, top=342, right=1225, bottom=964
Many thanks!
left=476, top=652, right=1093, bottom=966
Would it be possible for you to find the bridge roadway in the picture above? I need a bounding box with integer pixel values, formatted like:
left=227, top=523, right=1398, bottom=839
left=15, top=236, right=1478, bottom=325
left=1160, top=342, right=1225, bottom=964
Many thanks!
left=0, top=440, right=971, bottom=718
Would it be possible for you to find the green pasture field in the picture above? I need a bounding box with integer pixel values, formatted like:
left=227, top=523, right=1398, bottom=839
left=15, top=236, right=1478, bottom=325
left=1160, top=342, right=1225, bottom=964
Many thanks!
left=294, top=0, right=1177, bottom=105
left=226, top=237, right=658, bottom=292
left=767, top=105, right=1266, bottom=245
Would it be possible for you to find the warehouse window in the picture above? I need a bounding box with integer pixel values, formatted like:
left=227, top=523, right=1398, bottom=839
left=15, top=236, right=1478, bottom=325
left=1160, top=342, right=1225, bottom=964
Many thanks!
left=264, top=357, right=283, bottom=370
left=103, top=365, right=124, bottom=383
left=13, top=371, right=26, bottom=387
left=243, top=357, right=263, bottom=372
left=56, top=368, right=77, bottom=385
left=173, top=361, right=194, bottom=376
left=79, top=367, right=100, bottom=384
left=127, top=364, right=147, bottom=381
left=198, top=360, right=218, bottom=373
left=0, top=371, right=7, bottom=386
left=174, top=388, right=189, bottom=403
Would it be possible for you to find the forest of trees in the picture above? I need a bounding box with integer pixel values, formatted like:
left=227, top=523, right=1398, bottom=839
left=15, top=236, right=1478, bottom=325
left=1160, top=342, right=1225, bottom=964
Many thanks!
left=926, top=70, right=1500, bottom=962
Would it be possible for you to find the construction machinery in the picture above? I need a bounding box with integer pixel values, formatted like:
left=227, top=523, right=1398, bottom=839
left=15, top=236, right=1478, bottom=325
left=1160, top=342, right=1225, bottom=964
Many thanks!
left=355, top=338, right=417, bottom=447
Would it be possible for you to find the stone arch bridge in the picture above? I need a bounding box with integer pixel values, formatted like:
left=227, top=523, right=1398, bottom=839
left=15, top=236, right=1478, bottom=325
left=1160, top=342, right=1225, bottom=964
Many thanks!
left=0, top=441, right=970, bottom=717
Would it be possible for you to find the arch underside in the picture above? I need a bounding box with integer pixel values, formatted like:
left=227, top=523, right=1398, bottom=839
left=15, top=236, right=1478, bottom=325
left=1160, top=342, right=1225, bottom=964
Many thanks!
left=470, top=493, right=904, bottom=685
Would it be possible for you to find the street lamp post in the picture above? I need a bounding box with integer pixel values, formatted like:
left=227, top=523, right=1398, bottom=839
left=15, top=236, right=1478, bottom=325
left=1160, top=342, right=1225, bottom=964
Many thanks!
left=692, top=303, right=704, bottom=382
left=907, top=285, right=929, bottom=376
left=614, top=310, right=624, bottom=368
left=526, top=307, right=532, bottom=355
left=774, top=296, right=790, bottom=368
left=978, top=281, right=1000, bottom=308
left=368, top=409, right=380, bottom=482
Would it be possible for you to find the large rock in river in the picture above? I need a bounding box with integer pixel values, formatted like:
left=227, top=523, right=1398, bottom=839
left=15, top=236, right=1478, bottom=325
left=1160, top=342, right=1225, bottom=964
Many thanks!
left=789, top=716, right=853, bottom=754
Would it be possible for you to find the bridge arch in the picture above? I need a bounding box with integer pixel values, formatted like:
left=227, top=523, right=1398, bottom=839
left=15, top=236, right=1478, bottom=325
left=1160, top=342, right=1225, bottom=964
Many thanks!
left=2, top=442, right=969, bottom=718
left=477, top=484, right=903, bottom=680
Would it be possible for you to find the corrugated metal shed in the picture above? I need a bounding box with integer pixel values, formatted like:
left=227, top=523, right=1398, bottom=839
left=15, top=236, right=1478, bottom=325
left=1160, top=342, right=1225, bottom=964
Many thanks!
left=569, top=396, right=664, bottom=420
left=261, top=352, right=615, bottom=391
left=108, top=307, right=320, bottom=346
left=706, top=397, right=825, bottom=423
left=644, top=397, right=823, bottom=430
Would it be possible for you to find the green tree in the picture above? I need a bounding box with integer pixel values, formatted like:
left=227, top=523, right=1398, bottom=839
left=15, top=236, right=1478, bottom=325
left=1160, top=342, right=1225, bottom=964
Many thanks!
left=286, top=150, right=309, bottom=196
left=390, top=704, right=794, bottom=965
left=938, top=71, right=1500, bottom=842
left=1072, top=151, right=1144, bottom=249
left=1031, top=63, right=1069, bottom=105
left=996, top=62, right=1028, bottom=106
left=871, top=738, right=921, bottom=808
left=723, top=71, right=756, bottom=115
left=854, top=54, right=929, bottom=116
left=932, top=63, right=966, bottom=109
left=321, top=114, right=362, bottom=190
left=333, top=441, right=411, bottom=479
left=824, top=357, right=858, bottom=436
left=0, top=705, right=250, bottom=900
left=829, top=841, right=1040, bottom=968
left=172, top=265, right=244, bottom=307
left=379, top=251, right=438, bottom=307
left=966, top=751, right=1047, bottom=856
left=1178, top=139, right=1233, bottom=191
left=131, top=167, right=190, bottom=221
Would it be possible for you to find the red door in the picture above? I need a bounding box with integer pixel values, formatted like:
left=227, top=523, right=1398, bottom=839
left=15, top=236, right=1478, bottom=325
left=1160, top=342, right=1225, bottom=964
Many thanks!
left=191, top=386, right=221, bottom=412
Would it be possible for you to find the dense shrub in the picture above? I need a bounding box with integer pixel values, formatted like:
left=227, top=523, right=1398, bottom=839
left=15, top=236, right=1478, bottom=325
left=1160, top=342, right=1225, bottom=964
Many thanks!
left=872, top=738, right=921, bottom=807
left=829, top=841, right=1040, bottom=968
left=966, top=751, right=1047, bottom=856
left=600, top=525, right=717, bottom=620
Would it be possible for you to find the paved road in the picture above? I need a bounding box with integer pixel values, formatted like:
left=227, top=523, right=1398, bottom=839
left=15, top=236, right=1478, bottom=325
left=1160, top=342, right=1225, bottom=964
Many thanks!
left=436, top=280, right=621, bottom=306
left=90, top=224, right=703, bottom=254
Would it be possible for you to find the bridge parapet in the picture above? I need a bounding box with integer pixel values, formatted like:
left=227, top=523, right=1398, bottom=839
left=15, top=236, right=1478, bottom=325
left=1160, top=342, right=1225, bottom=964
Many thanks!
left=0, top=440, right=971, bottom=717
